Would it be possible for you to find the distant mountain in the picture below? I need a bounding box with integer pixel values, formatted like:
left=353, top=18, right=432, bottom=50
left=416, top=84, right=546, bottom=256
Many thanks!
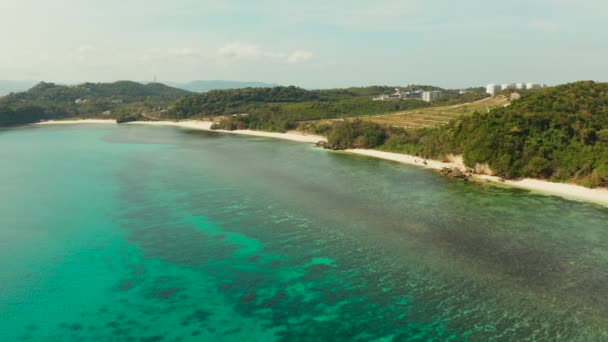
left=0, top=80, right=39, bottom=96
left=171, top=80, right=279, bottom=93
left=17, top=81, right=191, bottom=102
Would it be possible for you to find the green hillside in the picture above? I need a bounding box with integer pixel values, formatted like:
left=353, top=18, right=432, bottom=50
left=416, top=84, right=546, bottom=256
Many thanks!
left=168, top=85, right=485, bottom=131
left=323, top=81, right=608, bottom=187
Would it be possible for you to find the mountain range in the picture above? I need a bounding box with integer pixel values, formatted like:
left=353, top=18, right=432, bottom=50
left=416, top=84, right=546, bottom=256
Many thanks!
left=168, top=80, right=279, bottom=92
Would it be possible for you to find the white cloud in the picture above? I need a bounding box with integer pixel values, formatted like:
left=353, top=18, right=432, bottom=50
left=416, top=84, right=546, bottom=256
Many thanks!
left=167, top=47, right=203, bottom=58
left=69, top=45, right=95, bottom=64
left=285, top=50, right=313, bottom=64
left=218, top=42, right=261, bottom=59
left=217, top=42, right=312, bottom=64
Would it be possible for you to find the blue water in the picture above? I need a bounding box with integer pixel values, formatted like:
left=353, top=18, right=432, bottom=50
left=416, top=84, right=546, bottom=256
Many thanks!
left=2, top=124, right=608, bottom=341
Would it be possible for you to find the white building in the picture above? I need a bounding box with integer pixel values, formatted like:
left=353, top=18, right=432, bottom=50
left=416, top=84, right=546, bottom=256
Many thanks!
left=422, top=91, right=442, bottom=103
left=372, top=94, right=392, bottom=101
left=486, top=84, right=502, bottom=95
left=405, top=90, right=423, bottom=99
left=487, top=82, right=547, bottom=95
left=373, top=88, right=422, bottom=101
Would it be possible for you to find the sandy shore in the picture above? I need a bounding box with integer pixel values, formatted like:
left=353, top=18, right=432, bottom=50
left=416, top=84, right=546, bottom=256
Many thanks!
left=37, top=119, right=116, bottom=124
left=346, top=149, right=608, bottom=207
left=36, top=119, right=326, bottom=144
left=128, top=120, right=327, bottom=144
left=35, top=119, right=608, bottom=206
left=346, top=149, right=455, bottom=170
left=475, top=175, right=608, bottom=206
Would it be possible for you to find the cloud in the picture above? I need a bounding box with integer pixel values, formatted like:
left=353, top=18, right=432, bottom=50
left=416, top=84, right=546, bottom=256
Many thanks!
left=140, top=47, right=208, bottom=64
left=167, top=47, right=203, bottom=58
left=285, top=50, right=313, bottom=64
left=217, top=42, right=312, bottom=64
left=217, top=42, right=261, bottom=59
left=69, top=45, right=95, bottom=64
left=139, top=43, right=313, bottom=67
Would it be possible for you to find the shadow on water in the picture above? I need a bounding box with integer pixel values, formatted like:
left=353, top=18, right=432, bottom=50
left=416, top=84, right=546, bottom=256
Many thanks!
left=107, top=128, right=608, bottom=340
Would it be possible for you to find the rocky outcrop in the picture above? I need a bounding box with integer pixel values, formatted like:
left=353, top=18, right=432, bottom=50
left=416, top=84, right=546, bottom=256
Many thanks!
left=116, top=113, right=143, bottom=124
left=435, top=167, right=470, bottom=180
left=316, top=140, right=344, bottom=150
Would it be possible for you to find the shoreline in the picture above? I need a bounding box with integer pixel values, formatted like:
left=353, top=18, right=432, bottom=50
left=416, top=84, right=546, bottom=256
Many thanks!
left=35, top=119, right=608, bottom=207
left=35, top=119, right=326, bottom=144
left=36, top=119, right=116, bottom=125
left=346, top=149, right=608, bottom=207
left=127, top=120, right=327, bottom=144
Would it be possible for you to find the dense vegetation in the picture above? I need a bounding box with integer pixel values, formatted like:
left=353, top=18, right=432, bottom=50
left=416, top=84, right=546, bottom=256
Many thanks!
left=1, top=82, right=485, bottom=129
left=211, top=98, right=430, bottom=132
left=0, top=104, right=54, bottom=126
left=167, top=85, right=449, bottom=117
left=322, top=81, right=608, bottom=187
left=433, top=87, right=490, bottom=105
left=0, top=81, right=191, bottom=126
left=168, top=86, right=321, bottom=118
left=172, top=85, right=477, bottom=132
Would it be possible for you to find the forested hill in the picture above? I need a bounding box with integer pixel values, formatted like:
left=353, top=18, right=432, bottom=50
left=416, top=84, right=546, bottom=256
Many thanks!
left=169, top=86, right=326, bottom=118
left=1, top=82, right=480, bottom=128
left=323, top=81, right=608, bottom=187
left=167, top=85, right=448, bottom=119
left=171, top=86, right=321, bottom=117
left=12, top=81, right=191, bottom=102
left=421, top=81, right=608, bottom=185
left=0, top=81, right=192, bottom=126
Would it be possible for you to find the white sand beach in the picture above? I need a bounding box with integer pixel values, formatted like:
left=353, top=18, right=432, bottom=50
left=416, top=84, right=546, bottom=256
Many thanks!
left=36, top=119, right=326, bottom=143
left=346, top=149, right=608, bottom=207
left=346, top=149, right=455, bottom=170
left=476, top=175, right=608, bottom=206
left=35, top=119, right=608, bottom=206
left=37, top=119, right=116, bottom=124
left=128, top=120, right=327, bottom=144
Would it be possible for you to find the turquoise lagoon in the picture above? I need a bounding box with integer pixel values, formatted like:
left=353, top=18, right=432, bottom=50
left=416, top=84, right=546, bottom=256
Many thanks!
left=1, top=124, right=608, bottom=341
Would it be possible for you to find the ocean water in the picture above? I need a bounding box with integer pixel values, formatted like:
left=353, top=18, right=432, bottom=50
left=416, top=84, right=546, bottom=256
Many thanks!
left=1, top=124, right=608, bottom=341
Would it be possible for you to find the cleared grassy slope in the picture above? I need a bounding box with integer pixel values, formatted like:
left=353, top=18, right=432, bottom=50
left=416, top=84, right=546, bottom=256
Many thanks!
left=364, top=95, right=509, bottom=128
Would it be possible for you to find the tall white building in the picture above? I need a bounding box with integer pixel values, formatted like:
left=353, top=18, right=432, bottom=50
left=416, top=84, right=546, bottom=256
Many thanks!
left=487, top=82, right=546, bottom=95
left=486, top=84, right=502, bottom=95
left=422, top=91, right=442, bottom=103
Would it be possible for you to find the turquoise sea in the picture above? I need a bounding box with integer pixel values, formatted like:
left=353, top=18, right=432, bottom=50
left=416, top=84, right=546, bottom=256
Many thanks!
left=2, top=124, right=608, bottom=341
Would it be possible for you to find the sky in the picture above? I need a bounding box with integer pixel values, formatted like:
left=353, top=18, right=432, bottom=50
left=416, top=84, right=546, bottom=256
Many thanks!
left=1, top=0, right=607, bottom=89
